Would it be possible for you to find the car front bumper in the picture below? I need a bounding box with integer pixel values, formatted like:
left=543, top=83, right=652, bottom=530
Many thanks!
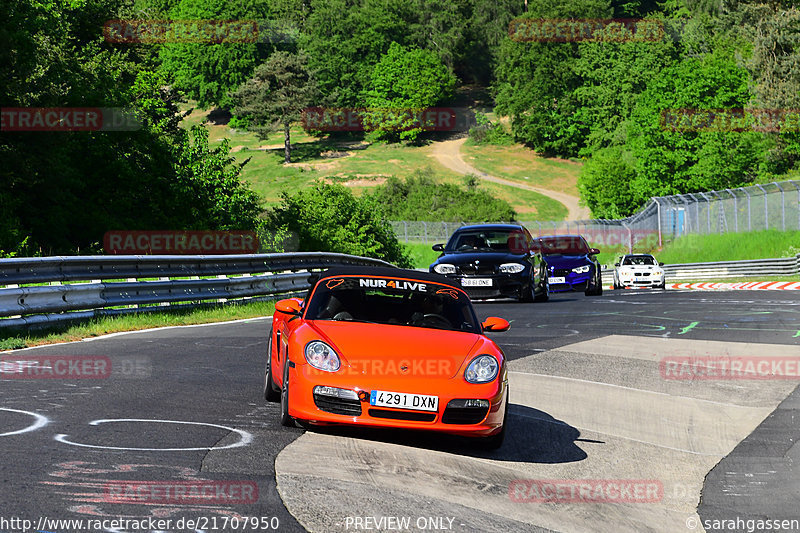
left=547, top=273, right=591, bottom=293
left=286, top=362, right=507, bottom=437
left=618, top=274, right=665, bottom=287
left=438, top=274, right=528, bottom=300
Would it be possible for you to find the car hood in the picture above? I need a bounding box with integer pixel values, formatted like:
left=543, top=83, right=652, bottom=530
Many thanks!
left=434, top=251, right=526, bottom=265
left=543, top=254, right=592, bottom=268
left=307, top=321, right=482, bottom=379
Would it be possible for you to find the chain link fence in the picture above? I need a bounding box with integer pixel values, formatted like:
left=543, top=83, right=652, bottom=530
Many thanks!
left=390, top=180, right=800, bottom=251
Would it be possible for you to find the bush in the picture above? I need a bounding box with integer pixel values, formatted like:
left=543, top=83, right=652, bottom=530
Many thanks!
left=263, top=183, right=411, bottom=267
left=368, top=168, right=516, bottom=222
left=468, top=112, right=514, bottom=145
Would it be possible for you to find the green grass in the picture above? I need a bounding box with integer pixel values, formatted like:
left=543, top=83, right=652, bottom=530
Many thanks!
left=461, top=141, right=583, bottom=195
left=656, top=230, right=800, bottom=264
left=0, top=300, right=275, bottom=350
left=404, top=242, right=442, bottom=270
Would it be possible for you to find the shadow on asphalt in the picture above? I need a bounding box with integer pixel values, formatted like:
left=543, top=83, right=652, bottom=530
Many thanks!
left=296, top=404, right=588, bottom=464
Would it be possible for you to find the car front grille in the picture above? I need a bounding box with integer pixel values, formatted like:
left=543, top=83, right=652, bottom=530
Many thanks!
left=313, top=394, right=362, bottom=416
left=368, top=409, right=436, bottom=422
left=441, top=406, right=490, bottom=425
left=458, top=264, right=496, bottom=275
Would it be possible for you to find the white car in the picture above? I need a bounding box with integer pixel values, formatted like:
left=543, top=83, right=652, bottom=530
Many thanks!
left=613, top=254, right=666, bottom=289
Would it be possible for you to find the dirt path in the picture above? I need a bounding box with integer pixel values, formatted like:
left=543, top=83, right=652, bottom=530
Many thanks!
left=431, top=137, right=591, bottom=221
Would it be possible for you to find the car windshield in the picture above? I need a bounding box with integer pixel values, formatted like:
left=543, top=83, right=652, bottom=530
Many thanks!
left=622, top=255, right=657, bottom=266
left=538, top=236, right=590, bottom=255
left=446, top=229, right=528, bottom=253
left=304, top=276, right=481, bottom=333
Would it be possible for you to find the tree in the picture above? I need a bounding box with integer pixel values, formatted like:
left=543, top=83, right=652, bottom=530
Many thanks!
left=493, top=0, right=613, bottom=156
left=362, top=42, right=457, bottom=142
left=232, top=51, right=318, bottom=163
left=158, top=0, right=273, bottom=109
left=264, top=183, right=412, bottom=267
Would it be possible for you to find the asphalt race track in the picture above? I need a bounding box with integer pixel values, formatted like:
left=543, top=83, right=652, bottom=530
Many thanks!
left=1, top=289, right=799, bottom=533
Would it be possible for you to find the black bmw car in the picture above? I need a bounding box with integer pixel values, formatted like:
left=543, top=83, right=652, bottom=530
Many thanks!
left=429, top=224, right=548, bottom=302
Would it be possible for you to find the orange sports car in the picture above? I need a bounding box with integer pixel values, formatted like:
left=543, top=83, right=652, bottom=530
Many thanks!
left=263, top=266, right=511, bottom=448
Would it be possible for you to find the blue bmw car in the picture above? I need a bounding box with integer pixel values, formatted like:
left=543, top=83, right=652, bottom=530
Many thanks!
left=535, top=235, right=603, bottom=296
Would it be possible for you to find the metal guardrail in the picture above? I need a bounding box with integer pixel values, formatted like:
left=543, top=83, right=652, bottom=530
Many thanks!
left=0, top=253, right=395, bottom=329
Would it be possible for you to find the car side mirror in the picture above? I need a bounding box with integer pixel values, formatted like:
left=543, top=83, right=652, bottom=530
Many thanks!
left=589, top=248, right=600, bottom=255
left=614, top=263, right=620, bottom=267
left=659, top=262, right=664, bottom=266
left=432, top=243, right=445, bottom=252
left=482, top=317, right=510, bottom=332
left=275, top=299, right=302, bottom=315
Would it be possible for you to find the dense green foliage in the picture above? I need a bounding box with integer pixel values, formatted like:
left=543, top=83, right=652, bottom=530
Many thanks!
left=1, top=0, right=262, bottom=254
left=368, top=170, right=516, bottom=222
left=362, top=43, right=457, bottom=141
left=6, top=0, right=800, bottom=258
left=264, top=183, right=412, bottom=267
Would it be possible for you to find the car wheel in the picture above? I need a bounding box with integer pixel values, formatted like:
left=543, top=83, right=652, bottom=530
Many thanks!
left=519, top=282, right=534, bottom=303
left=585, top=271, right=603, bottom=296
left=263, top=330, right=280, bottom=402
left=478, top=390, right=508, bottom=451
left=280, top=357, right=295, bottom=427
left=534, top=277, right=549, bottom=302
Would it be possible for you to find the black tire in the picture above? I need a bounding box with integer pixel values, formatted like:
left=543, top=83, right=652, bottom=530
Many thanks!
left=520, top=280, right=535, bottom=302
left=263, top=330, right=280, bottom=402
left=585, top=271, right=603, bottom=296
left=280, top=357, right=295, bottom=427
left=478, top=390, right=508, bottom=450
left=533, top=278, right=549, bottom=302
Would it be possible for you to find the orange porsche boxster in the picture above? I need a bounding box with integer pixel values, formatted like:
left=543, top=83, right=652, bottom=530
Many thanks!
left=263, top=266, right=511, bottom=448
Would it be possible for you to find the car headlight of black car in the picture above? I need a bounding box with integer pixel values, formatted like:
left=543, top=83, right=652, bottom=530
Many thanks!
left=499, top=263, right=525, bottom=274
left=572, top=265, right=591, bottom=274
left=433, top=263, right=457, bottom=274
left=464, top=355, right=499, bottom=384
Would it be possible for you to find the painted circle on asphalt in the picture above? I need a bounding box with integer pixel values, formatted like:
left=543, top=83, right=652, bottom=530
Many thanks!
left=54, top=418, right=253, bottom=451
left=0, top=407, right=49, bottom=437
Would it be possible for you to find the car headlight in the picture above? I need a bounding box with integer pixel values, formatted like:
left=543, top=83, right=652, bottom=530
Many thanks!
left=572, top=265, right=590, bottom=274
left=499, top=263, right=525, bottom=274
left=304, top=341, right=340, bottom=372
left=464, top=355, right=499, bottom=384
left=619, top=269, right=632, bottom=276
left=433, top=263, right=457, bottom=274
left=653, top=269, right=664, bottom=276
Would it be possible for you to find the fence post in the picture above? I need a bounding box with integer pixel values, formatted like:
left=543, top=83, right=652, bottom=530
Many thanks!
left=738, top=187, right=751, bottom=231
left=655, top=198, right=662, bottom=247
left=422, top=221, right=428, bottom=244
left=756, top=184, right=768, bottom=230
left=725, top=189, right=737, bottom=233
left=775, top=182, right=785, bottom=231
left=403, top=221, right=408, bottom=243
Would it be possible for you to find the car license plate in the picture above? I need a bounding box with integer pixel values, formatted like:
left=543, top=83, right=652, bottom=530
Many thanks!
left=549, top=276, right=566, bottom=284
left=461, top=278, right=492, bottom=287
left=370, top=390, right=438, bottom=412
